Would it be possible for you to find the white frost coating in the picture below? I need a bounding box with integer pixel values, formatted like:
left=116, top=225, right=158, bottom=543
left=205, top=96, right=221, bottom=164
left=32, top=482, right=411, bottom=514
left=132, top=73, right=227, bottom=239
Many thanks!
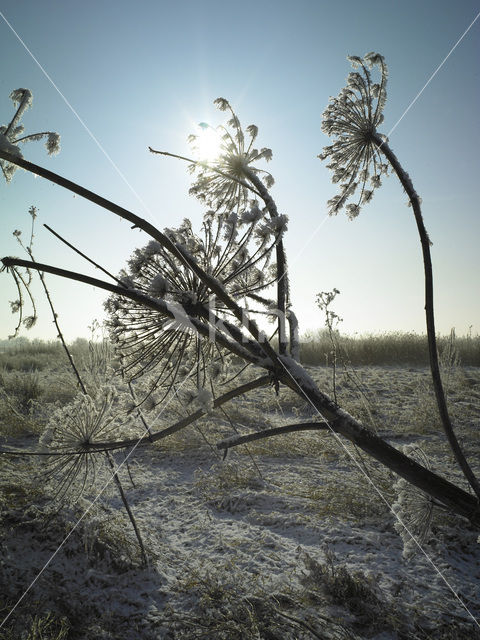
left=148, top=273, right=168, bottom=298
left=0, top=133, right=23, bottom=158
left=195, top=387, right=214, bottom=413
left=10, top=88, right=33, bottom=109
left=46, top=131, right=61, bottom=155
left=278, top=355, right=319, bottom=393
left=1, top=88, right=60, bottom=184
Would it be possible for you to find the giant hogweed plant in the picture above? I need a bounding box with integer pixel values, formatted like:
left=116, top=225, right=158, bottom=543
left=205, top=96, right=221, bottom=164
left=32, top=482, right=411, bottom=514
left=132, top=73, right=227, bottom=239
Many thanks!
left=0, top=55, right=479, bottom=541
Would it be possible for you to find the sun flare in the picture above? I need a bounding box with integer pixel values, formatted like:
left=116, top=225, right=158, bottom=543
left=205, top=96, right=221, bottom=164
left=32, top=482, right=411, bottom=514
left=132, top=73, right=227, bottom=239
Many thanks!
left=195, top=123, right=223, bottom=161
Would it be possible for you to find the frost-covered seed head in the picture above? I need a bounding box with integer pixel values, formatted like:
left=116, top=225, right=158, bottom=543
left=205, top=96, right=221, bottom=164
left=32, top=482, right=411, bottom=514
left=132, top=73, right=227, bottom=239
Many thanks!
left=1, top=88, right=60, bottom=182
left=319, top=53, right=389, bottom=218
left=39, top=386, right=132, bottom=502
left=188, top=98, right=274, bottom=213
left=105, top=210, right=277, bottom=399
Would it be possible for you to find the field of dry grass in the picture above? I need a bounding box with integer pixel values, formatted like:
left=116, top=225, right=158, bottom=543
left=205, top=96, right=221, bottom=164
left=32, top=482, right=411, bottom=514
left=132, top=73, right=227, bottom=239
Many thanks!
left=0, top=339, right=479, bottom=639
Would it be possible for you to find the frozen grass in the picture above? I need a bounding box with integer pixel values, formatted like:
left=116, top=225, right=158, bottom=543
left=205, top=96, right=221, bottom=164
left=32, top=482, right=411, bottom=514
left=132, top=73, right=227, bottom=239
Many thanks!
left=300, top=330, right=480, bottom=367
left=3, top=331, right=480, bottom=368
left=0, top=349, right=480, bottom=638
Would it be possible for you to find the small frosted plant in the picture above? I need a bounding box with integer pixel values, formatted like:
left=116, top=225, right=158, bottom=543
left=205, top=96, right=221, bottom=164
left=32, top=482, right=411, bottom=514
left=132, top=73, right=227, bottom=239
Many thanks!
left=39, top=385, right=132, bottom=502
left=391, top=443, right=434, bottom=559
left=316, top=288, right=343, bottom=403
left=0, top=89, right=60, bottom=182
left=8, top=206, right=39, bottom=336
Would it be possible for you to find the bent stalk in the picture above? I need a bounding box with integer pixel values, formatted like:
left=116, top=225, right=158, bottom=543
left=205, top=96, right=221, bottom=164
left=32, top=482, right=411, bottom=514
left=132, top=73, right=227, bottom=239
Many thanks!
left=372, top=133, right=480, bottom=502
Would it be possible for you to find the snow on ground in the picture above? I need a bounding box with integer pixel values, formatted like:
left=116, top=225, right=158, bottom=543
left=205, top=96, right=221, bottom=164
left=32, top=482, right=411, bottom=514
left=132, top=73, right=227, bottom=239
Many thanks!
left=1, top=365, right=480, bottom=638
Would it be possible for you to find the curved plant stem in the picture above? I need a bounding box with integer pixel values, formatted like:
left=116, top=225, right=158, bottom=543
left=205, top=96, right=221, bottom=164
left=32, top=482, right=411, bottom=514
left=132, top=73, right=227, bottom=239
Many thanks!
left=373, top=132, right=480, bottom=502
left=217, top=421, right=329, bottom=452
left=243, top=167, right=290, bottom=356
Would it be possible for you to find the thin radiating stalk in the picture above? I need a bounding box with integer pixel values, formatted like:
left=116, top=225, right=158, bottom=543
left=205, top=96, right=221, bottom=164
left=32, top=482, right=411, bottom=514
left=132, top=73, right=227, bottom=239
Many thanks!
left=44, top=223, right=125, bottom=287
left=148, top=148, right=262, bottom=199
left=372, top=132, right=480, bottom=503
left=106, top=451, right=148, bottom=567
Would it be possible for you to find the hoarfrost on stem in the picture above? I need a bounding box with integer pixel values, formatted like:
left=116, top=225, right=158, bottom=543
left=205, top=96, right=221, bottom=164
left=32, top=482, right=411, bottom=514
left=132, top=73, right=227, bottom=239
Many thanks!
left=0, top=88, right=60, bottom=182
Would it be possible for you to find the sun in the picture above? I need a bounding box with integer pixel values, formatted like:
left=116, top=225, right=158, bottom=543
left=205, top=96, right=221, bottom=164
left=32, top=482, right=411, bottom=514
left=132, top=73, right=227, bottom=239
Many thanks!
left=195, top=123, right=223, bottom=162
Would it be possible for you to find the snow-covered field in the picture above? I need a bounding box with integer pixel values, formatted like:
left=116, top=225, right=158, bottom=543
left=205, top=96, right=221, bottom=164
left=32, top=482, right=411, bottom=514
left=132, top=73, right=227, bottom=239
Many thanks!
left=1, top=364, right=480, bottom=639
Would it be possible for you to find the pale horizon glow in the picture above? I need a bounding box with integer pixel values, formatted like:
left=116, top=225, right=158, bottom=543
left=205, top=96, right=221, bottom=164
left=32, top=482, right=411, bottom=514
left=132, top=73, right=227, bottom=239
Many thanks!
left=0, top=1, right=479, bottom=342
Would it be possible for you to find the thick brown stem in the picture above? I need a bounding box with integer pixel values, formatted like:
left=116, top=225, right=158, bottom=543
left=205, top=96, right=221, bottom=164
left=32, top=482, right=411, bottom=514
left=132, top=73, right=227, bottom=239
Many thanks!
left=275, top=357, right=480, bottom=527
left=372, top=133, right=480, bottom=502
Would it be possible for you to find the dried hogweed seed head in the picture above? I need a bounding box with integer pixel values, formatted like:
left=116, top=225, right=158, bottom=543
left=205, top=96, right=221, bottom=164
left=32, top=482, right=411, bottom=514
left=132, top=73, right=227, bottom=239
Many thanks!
left=105, top=210, right=278, bottom=398
left=1, top=88, right=60, bottom=182
left=319, top=53, right=389, bottom=218
left=39, top=386, right=132, bottom=502
left=188, top=98, right=274, bottom=213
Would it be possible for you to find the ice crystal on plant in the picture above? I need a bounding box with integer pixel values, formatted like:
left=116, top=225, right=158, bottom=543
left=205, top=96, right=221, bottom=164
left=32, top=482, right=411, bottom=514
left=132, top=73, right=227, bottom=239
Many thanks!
left=319, top=53, right=389, bottom=218
left=106, top=207, right=279, bottom=399
left=148, top=273, right=168, bottom=297
left=194, top=387, right=214, bottom=413
left=188, top=98, right=274, bottom=213
left=22, top=315, right=37, bottom=329
left=0, top=88, right=60, bottom=182
left=39, top=385, right=131, bottom=502
left=391, top=443, right=434, bottom=559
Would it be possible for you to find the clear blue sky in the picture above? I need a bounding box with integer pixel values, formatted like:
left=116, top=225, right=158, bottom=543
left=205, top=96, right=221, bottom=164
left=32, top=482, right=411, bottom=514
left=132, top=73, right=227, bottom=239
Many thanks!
left=1, top=0, right=479, bottom=341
